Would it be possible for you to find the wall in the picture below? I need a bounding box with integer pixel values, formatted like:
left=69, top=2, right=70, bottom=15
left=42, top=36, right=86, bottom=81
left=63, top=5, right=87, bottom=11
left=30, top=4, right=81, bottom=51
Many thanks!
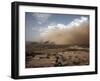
left=0, top=0, right=99, bottom=81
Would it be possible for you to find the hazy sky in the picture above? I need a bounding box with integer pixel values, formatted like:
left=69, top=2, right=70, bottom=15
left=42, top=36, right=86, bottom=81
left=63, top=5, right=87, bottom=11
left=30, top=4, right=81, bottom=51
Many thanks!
left=25, top=12, right=89, bottom=43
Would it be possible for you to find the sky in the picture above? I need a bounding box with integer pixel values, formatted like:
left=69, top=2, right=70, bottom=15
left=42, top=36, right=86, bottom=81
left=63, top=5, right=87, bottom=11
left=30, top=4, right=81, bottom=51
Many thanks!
left=25, top=12, right=89, bottom=45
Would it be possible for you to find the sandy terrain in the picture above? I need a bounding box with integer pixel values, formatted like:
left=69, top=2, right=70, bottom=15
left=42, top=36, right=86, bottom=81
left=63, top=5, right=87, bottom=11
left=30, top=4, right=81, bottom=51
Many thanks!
left=26, top=42, right=89, bottom=68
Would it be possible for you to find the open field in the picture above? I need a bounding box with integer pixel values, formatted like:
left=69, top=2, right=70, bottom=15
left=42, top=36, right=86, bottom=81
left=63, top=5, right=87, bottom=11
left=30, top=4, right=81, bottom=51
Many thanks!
left=26, top=42, right=89, bottom=68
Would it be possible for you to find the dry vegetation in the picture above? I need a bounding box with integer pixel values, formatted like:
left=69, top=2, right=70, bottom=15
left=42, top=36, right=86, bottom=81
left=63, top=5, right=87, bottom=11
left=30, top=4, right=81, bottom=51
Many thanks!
left=26, top=42, right=89, bottom=68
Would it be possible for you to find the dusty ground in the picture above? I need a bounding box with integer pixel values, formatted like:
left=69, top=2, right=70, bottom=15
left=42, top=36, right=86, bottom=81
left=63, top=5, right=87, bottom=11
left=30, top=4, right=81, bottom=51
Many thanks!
left=26, top=42, right=89, bottom=68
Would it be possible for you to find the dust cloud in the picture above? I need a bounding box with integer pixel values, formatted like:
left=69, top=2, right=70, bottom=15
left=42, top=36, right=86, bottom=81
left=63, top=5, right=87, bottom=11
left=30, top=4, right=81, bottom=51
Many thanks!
left=40, top=16, right=89, bottom=45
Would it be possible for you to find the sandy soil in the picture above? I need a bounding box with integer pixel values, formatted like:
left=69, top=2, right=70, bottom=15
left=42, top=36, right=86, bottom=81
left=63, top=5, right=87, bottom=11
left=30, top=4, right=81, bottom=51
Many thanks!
left=26, top=42, right=89, bottom=68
